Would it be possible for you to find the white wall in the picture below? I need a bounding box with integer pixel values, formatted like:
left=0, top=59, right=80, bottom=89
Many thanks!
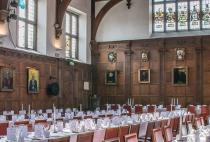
left=96, top=0, right=152, bottom=42
left=95, top=0, right=210, bottom=42
left=0, top=0, right=91, bottom=64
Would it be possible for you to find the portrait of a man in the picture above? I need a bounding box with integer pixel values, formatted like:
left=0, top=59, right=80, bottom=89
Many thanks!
left=173, top=67, right=188, bottom=85
left=105, top=71, right=117, bottom=85
left=138, top=69, right=150, bottom=83
left=0, top=68, right=15, bottom=91
left=28, top=68, right=39, bottom=94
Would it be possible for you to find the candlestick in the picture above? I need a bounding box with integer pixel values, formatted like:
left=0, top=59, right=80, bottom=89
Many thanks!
left=177, top=98, right=178, bottom=105
left=106, top=104, right=108, bottom=112
left=28, top=105, right=30, bottom=119
left=21, top=104, right=23, bottom=111
left=80, top=104, right=82, bottom=112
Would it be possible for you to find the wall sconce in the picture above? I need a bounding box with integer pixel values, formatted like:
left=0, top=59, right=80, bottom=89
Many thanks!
left=53, top=38, right=62, bottom=50
left=0, top=22, right=8, bottom=37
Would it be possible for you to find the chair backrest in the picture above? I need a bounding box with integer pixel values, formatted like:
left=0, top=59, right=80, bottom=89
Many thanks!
left=129, top=123, right=140, bottom=135
left=154, top=120, right=161, bottom=129
left=148, top=105, right=155, bottom=113
left=111, top=105, right=118, bottom=111
left=0, top=122, right=9, bottom=135
left=123, top=105, right=132, bottom=114
left=166, top=105, right=175, bottom=111
left=77, top=132, right=94, bottom=142
left=118, top=125, right=130, bottom=142
left=135, top=105, right=143, bottom=114
left=187, top=121, right=193, bottom=134
left=103, top=137, right=120, bottom=142
left=187, top=105, right=196, bottom=114
left=105, top=127, right=119, bottom=140
left=145, top=121, right=155, bottom=139
left=201, top=105, right=209, bottom=116
left=139, top=122, right=148, bottom=137
left=200, top=117, right=205, bottom=126
left=93, top=129, right=106, bottom=142
left=195, top=117, right=201, bottom=129
left=152, top=128, right=164, bottom=142
left=124, top=133, right=138, bottom=142
left=48, top=137, right=70, bottom=142
left=164, top=126, right=173, bottom=142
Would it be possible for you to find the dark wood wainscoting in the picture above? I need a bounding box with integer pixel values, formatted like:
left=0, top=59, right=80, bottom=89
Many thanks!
left=0, top=47, right=92, bottom=112
left=94, top=36, right=210, bottom=106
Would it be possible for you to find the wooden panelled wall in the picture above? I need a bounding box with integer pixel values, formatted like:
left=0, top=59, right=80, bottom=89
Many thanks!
left=94, top=35, right=210, bottom=107
left=0, top=47, right=92, bottom=112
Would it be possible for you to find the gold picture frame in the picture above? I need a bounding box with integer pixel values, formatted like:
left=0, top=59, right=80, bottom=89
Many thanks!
left=172, top=67, right=188, bottom=86
left=0, top=67, right=15, bottom=92
left=105, top=70, right=117, bottom=85
left=138, top=69, right=150, bottom=83
left=27, top=68, right=40, bottom=94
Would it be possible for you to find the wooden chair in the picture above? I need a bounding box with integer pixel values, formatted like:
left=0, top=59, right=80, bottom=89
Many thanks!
left=111, top=105, right=118, bottom=111
left=124, top=133, right=138, bottom=142
left=103, top=137, right=120, bottom=142
left=152, top=128, right=164, bottom=142
left=147, top=106, right=155, bottom=113
left=77, top=132, right=94, bottom=142
left=187, top=105, right=196, bottom=114
left=164, top=126, right=173, bottom=142
left=187, top=121, right=193, bottom=134
left=166, top=105, right=175, bottom=112
left=129, top=123, right=140, bottom=135
left=0, top=122, right=9, bottom=135
left=172, top=117, right=179, bottom=136
left=135, top=105, right=143, bottom=114
left=48, top=136, right=70, bottom=142
left=123, top=105, right=132, bottom=114
left=138, top=122, right=148, bottom=142
left=105, top=127, right=119, bottom=140
left=118, top=125, right=130, bottom=142
left=195, top=117, right=201, bottom=129
left=144, top=121, right=155, bottom=142
left=93, top=129, right=106, bottom=142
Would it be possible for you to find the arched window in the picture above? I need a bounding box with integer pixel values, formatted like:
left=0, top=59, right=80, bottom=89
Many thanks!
left=153, top=0, right=210, bottom=32
left=17, top=0, right=37, bottom=50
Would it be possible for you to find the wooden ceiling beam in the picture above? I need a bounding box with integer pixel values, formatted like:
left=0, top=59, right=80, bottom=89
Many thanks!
left=92, top=0, right=123, bottom=40
left=55, top=0, right=72, bottom=39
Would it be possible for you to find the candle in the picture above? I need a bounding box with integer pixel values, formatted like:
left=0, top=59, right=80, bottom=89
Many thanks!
left=80, top=104, right=82, bottom=111
left=106, top=104, right=108, bottom=112
left=28, top=105, right=30, bottom=118
left=171, top=98, right=173, bottom=105
left=177, top=98, right=179, bottom=105
left=21, top=104, right=23, bottom=111
left=132, top=98, right=134, bottom=106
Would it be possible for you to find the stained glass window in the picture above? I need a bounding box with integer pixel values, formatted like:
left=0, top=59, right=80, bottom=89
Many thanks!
left=153, top=0, right=210, bottom=32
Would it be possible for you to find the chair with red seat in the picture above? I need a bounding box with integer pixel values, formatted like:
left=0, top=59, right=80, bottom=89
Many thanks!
left=152, top=128, right=164, bottom=142
left=123, top=105, right=132, bottom=114
left=172, top=117, right=179, bottom=136
left=135, top=105, right=143, bottom=114
left=124, top=133, right=138, bottom=142
left=103, top=138, right=120, bottom=142
left=148, top=105, right=156, bottom=113
left=145, top=121, right=155, bottom=142
left=166, top=105, right=175, bottom=112
left=0, top=122, right=9, bottom=135
left=187, top=105, right=196, bottom=114
left=77, top=132, right=94, bottom=142
left=105, top=127, right=119, bottom=140
left=164, top=126, right=173, bottom=142
left=15, top=120, right=29, bottom=126
left=111, top=105, right=118, bottom=111
left=129, top=123, right=140, bottom=136
left=195, top=117, right=202, bottom=129
left=138, top=122, right=148, bottom=141
left=118, top=125, right=130, bottom=142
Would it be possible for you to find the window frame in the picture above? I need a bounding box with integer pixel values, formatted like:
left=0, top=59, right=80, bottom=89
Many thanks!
left=152, top=0, right=210, bottom=33
left=65, top=10, right=79, bottom=59
left=17, top=0, right=38, bottom=51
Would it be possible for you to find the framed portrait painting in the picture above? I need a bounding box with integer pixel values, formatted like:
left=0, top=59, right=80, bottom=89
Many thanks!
left=0, top=67, right=15, bottom=91
left=172, top=67, right=188, bottom=86
left=105, top=70, right=117, bottom=85
left=27, top=68, right=40, bottom=94
left=138, top=69, right=150, bottom=83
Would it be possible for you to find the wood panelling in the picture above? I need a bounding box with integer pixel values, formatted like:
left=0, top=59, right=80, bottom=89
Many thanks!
left=0, top=47, right=92, bottom=112
left=94, top=36, right=210, bottom=106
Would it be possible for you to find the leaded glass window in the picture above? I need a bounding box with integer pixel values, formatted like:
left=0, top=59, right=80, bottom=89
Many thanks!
left=17, top=0, right=37, bottom=50
left=65, top=11, right=79, bottom=59
left=153, top=0, right=210, bottom=32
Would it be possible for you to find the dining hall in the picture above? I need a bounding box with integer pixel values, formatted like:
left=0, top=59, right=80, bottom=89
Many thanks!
left=0, top=0, right=210, bottom=141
